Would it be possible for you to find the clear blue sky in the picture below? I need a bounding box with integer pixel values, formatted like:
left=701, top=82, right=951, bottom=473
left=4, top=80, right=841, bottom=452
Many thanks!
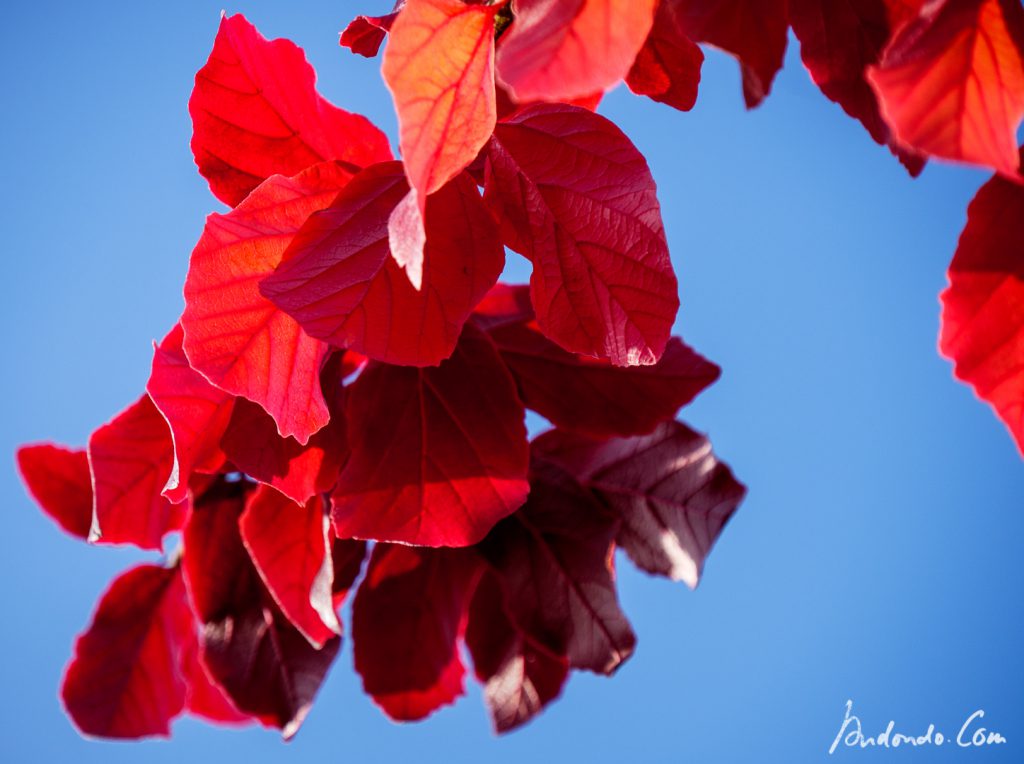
left=3, top=2, right=1022, bottom=762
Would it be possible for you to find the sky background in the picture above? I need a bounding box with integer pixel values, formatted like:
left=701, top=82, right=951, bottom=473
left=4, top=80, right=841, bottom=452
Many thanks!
left=2, top=2, right=1023, bottom=762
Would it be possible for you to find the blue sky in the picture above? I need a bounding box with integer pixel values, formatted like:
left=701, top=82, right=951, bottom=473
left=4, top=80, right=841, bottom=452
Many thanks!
left=2, top=2, right=1022, bottom=762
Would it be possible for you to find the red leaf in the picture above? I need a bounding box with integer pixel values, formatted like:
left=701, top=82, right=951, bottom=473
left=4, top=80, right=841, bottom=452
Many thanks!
left=626, top=0, right=705, bottom=112
left=534, top=422, right=746, bottom=588
left=352, top=544, right=481, bottom=721
left=183, top=479, right=339, bottom=739
left=240, top=487, right=340, bottom=648
left=496, top=0, right=658, bottom=103
left=470, top=281, right=536, bottom=331
left=190, top=13, right=391, bottom=207
left=330, top=537, right=368, bottom=608
left=332, top=324, right=530, bottom=547
left=147, top=324, right=234, bottom=503
left=16, top=444, right=92, bottom=539
left=182, top=638, right=250, bottom=725
left=867, top=0, right=1024, bottom=177
left=87, top=395, right=184, bottom=551
left=261, top=162, right=503, bottom=367
left=464, top=572, right=569, bottom=733
left=383, top=0, right=500, bottom=205
left=477, top=285, right=720, bottom=436
left=62, top=564, right=193, bottom=739
left=788, top=0, right=927, bottom=174
left=340, top=12, right=399, bottom=58
left=218, top=355, right=348, bottom=504
left=940, top=161, right=1024, bottom=455
left=673, top=0, right=789, bottom=108
left=485, top=104, right=678, bottom=367
left=182, top=161, right=355, bottom=445
left=476, top=457, right=636, bottom=674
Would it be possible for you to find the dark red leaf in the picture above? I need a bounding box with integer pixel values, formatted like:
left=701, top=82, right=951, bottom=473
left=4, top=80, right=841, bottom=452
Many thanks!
left=61, top=564, right=193, bottom=739
left=940, top=160, right=1024, bottom=455
left=330, top=538, right=368, bottom=608
left=261, top=162, right=503, bottom=367
left=464, top=572, right=569, bottom=733
left=477, top=285, right=720, bottom=436
left=352, top=544, right=481, bottom=721
left=240, top=487, right=340, bottom=648
left=183, top=479, right=339, bottom=739
left=496, top=0, right=658, bottom=102
left=182, top=638, right=251, bottom=725
left=788, top=0, right=927, bottom=174
left=88, top=395, right=184, bottom=551
left=16, top=444, right=92, bottom=539
left=190, top=13, right=391, bottom=207
left=476, top=457, right=636, bottom=674
left=626, top=0, right=705, bottom=112
left=673, top=0, right=789, bottom=108
left=534, top=422, right=746, bottom=588
left=382, top=0, right=500, bottom=205
left=182, top=161, right=355, bottom=445
left=147, top=324, right=234, bottom=503
left=218, top=358, right=348, bottom=505
left=867, top=0, right=1024, bottom=177
left=470, top=281, right=536, bottom=331
left=340, top=12, right=398, bottom=58
left=332, top=324, right=529, bottom=547
left=485, top=104, right=678, bottom=367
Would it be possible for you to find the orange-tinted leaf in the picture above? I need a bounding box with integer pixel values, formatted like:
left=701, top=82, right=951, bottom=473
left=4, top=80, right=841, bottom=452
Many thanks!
left=383, top=0, right=500, bottom=206
left=88, top=395, right=184, bottom=551
left=497, top=0, right=658, bottom=103
left=62, top=564, right=193, bottom=739
left=182, top=161, right=355, bottom=445
left=626, top=0, right=705, bottom=112
left=485, top=105, right=678, bottom=367
left=868, top=0, right=1024, bottom=177
left=940, top=160, right=1024, bottom=454
left=332, top=324, right=530, bottom=547
left=191, top=13, right=391, bottom=207
left=352, top=544, right=480, bottom=721
left=674, top=0, right=788, bottom=108
left=17, top=444, right=92, bottom=539
left=262, top=162, right=503, bottom=367
left=147, top=324, right=234, bottom=503
left=534, top=422, right=746, bottom=588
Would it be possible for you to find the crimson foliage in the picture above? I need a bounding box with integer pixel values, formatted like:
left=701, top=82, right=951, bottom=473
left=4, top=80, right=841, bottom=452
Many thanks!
left=17, top=0, right=1024, bottom=741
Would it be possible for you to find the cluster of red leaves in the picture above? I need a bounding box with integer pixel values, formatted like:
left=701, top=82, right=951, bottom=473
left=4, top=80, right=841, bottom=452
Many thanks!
left=16, top=0, right=1024, bottom=744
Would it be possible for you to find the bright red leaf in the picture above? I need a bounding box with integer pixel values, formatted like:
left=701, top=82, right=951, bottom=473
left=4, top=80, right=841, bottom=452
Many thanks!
left=190, top=13, right=391, bottom=207
left=464, top=572, right=569, bottom=733
left=477, top=457, right=636, bottom=674
left=352, top=544, right=480, bottom=721
left=477, top=285, right=720, bottom=437
left=382, top=0, right=500, bottom=207
left=182, top=161, right=355, bottom=445
left=88, top=395, right=184, bottom=551
left=183, top=479, right=339, bottom=739
left=62, top=564, right=193, bottom=739
left=673, top=0, right=789, bottom=108
left=626, top=0, right=705, bottom=112
left=485, top=104, right=678, bottom=367
left=240, top=488, right=340, bottom=649
left=16, top=444, right=92, bottom=539
left=940, top=160, right=1024, bottom=454
left=147, top=324, right=234, bottom=503
left=788, top=0, right=927, bottom=174
left=261, top=162, right=503, bottom=367
left=496, top=0, right=658, bottom=103
left=534, top=422, right=746, bottom=588
left=332, top=324, right=529, bottom=547
left=868, top=0, right=1024, bottom=177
